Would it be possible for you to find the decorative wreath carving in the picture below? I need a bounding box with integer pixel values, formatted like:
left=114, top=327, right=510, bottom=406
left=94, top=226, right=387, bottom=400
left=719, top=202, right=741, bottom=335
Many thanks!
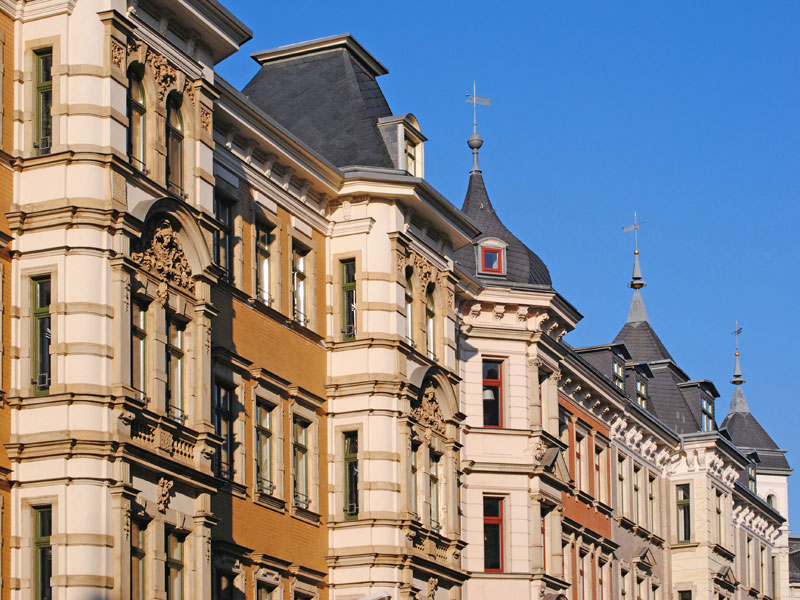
left=131, top=218, right=193, bottom=290
left=411, top=381, right=446, bottom=435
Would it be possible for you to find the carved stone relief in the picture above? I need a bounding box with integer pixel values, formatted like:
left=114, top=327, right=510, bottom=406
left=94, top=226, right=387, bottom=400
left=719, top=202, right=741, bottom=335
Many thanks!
left=111, top=40, right=125, bottom=69
left=411, top=381, right=446, bottom=436
left=131, top=218, right=193, bottom=290
left=147, top=50, right=177, bottom=101
left=157, top=477, right=174, bottom=512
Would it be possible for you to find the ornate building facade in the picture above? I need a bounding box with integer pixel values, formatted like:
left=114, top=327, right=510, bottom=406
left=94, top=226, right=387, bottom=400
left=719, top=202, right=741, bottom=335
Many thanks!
left=0, top=1, right=791, bottom=600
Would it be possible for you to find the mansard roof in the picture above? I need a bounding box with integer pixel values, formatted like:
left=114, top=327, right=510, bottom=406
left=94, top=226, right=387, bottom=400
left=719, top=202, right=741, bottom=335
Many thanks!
left=243, top=34, right=395, bottom=168
left=454, top=170, right=552, bottom=287
left=613, top=320, right=673, bottom=363
left=721, top=410, right=790, bottom=471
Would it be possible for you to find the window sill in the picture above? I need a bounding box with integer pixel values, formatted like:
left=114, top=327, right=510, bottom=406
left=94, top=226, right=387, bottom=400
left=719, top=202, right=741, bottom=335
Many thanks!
left=671, top=541, right=699, bottom=550
left=254, top=491, right=286, bottom=513
left=292, top=505, right=321, bottom=526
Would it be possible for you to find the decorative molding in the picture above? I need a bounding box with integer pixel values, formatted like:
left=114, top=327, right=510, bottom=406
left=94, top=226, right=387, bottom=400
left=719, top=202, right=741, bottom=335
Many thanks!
left=131, top=219, right=193, bottom=290
left=146, top=50, right=177, bottom=101
left=411, top=382, right=446, bottom=436
left=200, top=107, right=212, bottom=132
left=111, top=40, right=125, bottom=70
left=157, top=477, right=173, bottom=513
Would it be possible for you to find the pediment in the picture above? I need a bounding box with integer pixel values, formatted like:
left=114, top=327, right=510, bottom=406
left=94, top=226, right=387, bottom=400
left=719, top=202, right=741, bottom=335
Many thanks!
left=541, top=447, right=570, bottom=484
left=635, top=547, right=657, bottom=569
left=715, top=565, right=738, bottom=589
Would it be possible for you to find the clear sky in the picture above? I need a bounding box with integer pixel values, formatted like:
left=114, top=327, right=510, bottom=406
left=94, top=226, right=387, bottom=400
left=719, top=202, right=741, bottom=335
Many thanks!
left=217, top=1, right=800, bottom=527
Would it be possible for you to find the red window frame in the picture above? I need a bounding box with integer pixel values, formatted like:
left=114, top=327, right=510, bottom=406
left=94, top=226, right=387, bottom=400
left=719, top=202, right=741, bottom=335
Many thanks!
left=480, top=247, right=503, bottom=274
left=482, top=360, right=503, bottom=428
left=483, top=496, right=504, bottom=573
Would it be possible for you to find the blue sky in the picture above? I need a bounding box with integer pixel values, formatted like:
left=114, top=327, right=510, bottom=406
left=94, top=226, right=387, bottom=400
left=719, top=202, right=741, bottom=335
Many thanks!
left=217, top=1, right=800, bottom=526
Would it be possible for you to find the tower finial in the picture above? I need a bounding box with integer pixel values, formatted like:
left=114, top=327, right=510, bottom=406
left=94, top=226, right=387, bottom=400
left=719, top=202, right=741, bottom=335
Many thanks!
left=731, top=322, right=745, bottom=385
left=622, top=212, right=649, bottom=323
left=728, top=322, right=749, bottom=414
left=465, top=81, right=490, bottom=173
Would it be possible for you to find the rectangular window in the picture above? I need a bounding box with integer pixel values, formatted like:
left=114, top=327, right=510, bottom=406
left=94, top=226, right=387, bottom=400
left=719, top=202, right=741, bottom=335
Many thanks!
left=344, top=432, right=359, bottom=519
left=635, top=577, right=644, bottom=600
left=575, top=433, right=585, bottom=492
left=748, top=464, right=757, bottom=493
left=480, top=247, right=503, bottom=273
left=255, top=400, right=273, bottom=495
left=257, top=582, right=274, bottom=600
left=612, top=360, right=624, bottom=390
left=595, top=445, right=607, bottom=503
left=165, top=316, right=185, bottom=422
left=483, top=496, right=503, bottom=572
left=635, top=378, right=647, bottom=408
left=404, top=278, right=414, bottom=343
left=429, top=452, right=440, bottom=531
left=213, top=195, right=234, bottom=278
left=541, top=509, right=548, bottom=572
left=404, top=137, right=416, bottom=175
left=34, top=506, right=52, bottom=600
left=760, top=545, right=766, bottom=592
left=292, top=418, right=310, bottom=509
left=747, top=536, right=753, bottom=587
left=578, top=552, right=585, bottom=600
left=648, top=474, right=657, bottom=532
left=701, top=397, right=715, bottom=432
left=255, top=223, right=272, bottom=304
left=131, top=520, right=146, bottom=600
left=713, top=489, right=723, bottom=544
left=772, top=556, right=779, bottom=599
left=35, top=49, right=53, bottom=155
left=213, top=382, right=235, bottom=479
left=131, top=301, right=147, bottom=393
left=677, top=484, right=691, bottom=542
left=32, top=277, right=52, bottom=394
left=341, top=259, right=356, bottom=339
left=633, top=465, right=641, bottom=524
left=678, top=592, right=692, bottom=600
left=482, top=360, right=503, bottom=427
left=410, top=444, right=418, bottom=515
left=214, top=571, right=235, bottom=600
left=165, top=528, right=184, bottom=600
left=291, top=244, right=308, bottom=326
left=617, top=455, right=626, bottom=515
left=425, top=293, right=435, bottom=361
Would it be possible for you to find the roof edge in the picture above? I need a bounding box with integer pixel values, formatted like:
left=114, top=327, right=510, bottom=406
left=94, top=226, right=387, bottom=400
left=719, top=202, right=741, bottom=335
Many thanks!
left=250, top=33, right=388, bottom=77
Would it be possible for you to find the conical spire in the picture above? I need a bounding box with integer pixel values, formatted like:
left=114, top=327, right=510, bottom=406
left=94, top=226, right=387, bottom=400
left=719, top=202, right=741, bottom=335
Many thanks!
left=623, top=213, right=649, bottom=324
left=728, top=324, right=749, bottom=413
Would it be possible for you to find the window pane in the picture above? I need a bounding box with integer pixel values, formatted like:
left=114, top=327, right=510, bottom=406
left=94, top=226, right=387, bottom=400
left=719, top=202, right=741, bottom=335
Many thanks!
left=483, top=249, right=499, bottom=270
left=37, top=279, right=51, bottom=309
left=483, top=496, right=501, bottom=518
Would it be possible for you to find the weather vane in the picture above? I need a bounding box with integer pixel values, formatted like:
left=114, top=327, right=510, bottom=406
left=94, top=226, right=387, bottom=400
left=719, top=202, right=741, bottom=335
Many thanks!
left=465, top=81, right=490, bottom=136
left=732, top=321, right=743, bottom=353
left=622, top=211, right=647, bottom=254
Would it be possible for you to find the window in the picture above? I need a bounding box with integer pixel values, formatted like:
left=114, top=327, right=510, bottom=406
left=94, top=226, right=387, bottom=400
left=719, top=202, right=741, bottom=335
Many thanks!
left=214, top=571, right=235, bottom=600
left=483, top=496, right=503, bottom=572
left=772, top=556, right=779, bottom=599
left=291, top=244, right=308, bottom=326
left=541, top=509, right=548, bottom=572
left=255, top=400, right=274, bottom=495
left=482, top=360, right=502, bottom=427
left=341, top=260, right=356, bottom=339
left=617, top=456, right=626, bottom=515
left=35, top=49, right=53, bottom=155
left=701, top=397, right=714, bottom=432
left=633, top=465, right=641, bottom=523
left=676, top=484, right=691, bottom=542
left=429, top=452, right=440, bottom=531
left=255, top=223, right=272, bottom=304
left=404, top=137, right=416, bottom=175
left=32, top=277, right=52, bottom=394
left=165, top=316, right=185, bottom=422
left=344, top=432, right=359, bottom=519
left=34, top=506, right=52, bottom=600
left=620, top=570, right=628, bottom=599
left=635, top=378, right=647, bottom=408
left=767, top=494, right=776, bottom=508
left=747, top=464, right=757, bottom=493
left=404, top=276, right=414, bottom=344
left=648, top=474, right=657, bottom=532
left=578, top=552, right=586, bottom=600
left=292, top=418, right=310, bottom=508
left=760, top=545, right=766, bottom=592
left=575, top=433, right=585, bottom=492
left=165, top=95, right=183, bottom=195
left=713, top=489, right=723, bottom=544
left=612, top=360, right=624, bottom=390
left=635, top=577, right=644, bottom=600
left=410, top=443, right=419, bottom=515
left=595, top=445, right=607, bottom=503
left=425, top=291, right=436, bottom=360
left=746, top=536, right=753, bottom=587
left=127, top=69, right=146, bottom=169
left=213, top=382, right=235, bottom=479
left=213, top=195, right=233, bottom=278
left=558, top=408, right=570, bottom=445
left=131, top=520, right=146, bottom=600
left=257, top=582, right=274, bottom=600
left=165, top=529, right=184, bottom=600
left=678, top=592, right=692, bottom=600
left=480, top=247, right=503, bottom=274
left=131, top=301, right=147, bottom=393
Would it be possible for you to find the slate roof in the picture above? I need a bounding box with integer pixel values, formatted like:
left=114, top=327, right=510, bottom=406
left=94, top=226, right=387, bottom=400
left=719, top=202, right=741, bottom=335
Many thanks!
left=721, top=410, right=790, bottom=471
left=454, top=170, right=552, bottom=287
left=790, top=537, right=800, bottom=583
left=614, top=320, right=673, bottom=363
left=243, top=35, right=394, bottom=168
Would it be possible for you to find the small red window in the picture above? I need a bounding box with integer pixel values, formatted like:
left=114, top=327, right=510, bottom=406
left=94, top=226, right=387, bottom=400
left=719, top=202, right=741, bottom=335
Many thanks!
left=481, top=247, right=503, bottom=273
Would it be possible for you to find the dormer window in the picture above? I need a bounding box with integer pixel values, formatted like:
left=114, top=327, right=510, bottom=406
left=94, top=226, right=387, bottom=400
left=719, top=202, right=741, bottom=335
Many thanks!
left=477, top=240, right=506, bottom=276
left=635, top=379, right=647, bottom=408
left=701, top=397, right=714, bottom=432
left=612, top=360, right=624, bottom=390
left=404, top=137, right=417, bottom=176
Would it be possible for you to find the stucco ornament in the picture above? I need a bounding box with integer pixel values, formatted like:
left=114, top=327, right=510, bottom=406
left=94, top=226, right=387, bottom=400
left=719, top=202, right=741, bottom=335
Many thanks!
left=411, top=382, right=446, bottom=435
left=157, top=477, right=174, bottom=512
left=111, top=40, right=125, bottom=69
left=147, top=50, right=177, bottom=101
left=416, top=577, right=438, bottom=600
left=131, top=218, right=192, bottom=290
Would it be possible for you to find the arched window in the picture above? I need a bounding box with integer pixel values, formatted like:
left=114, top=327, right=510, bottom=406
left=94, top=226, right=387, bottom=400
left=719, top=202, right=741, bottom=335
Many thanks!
left=166, top=95, right=184, bottom=194
left=127, top=68, right=146, bottom=170
left=767, top=494, right=776, bottom=508
left=425, top=289, right=435, bottom=361
left=405, top=276, right=414, bottom=344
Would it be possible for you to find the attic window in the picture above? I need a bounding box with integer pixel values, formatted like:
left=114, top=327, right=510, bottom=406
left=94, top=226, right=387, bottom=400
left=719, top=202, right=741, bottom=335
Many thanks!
left=701, top=397, right=714, bottom=432
left=404, top=137, right=417, bottom=176
left=480, top=247, right=503, bottom=274
left=635, top=379, right=647, bottom=408
left=612, top=360, right=624, bottom=390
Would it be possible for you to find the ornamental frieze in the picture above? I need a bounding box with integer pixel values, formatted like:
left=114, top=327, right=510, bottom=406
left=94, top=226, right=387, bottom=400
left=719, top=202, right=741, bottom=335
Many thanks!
left=131, top=218, right=193, bottom=290
left=146, top=50, right=177, bottom=101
